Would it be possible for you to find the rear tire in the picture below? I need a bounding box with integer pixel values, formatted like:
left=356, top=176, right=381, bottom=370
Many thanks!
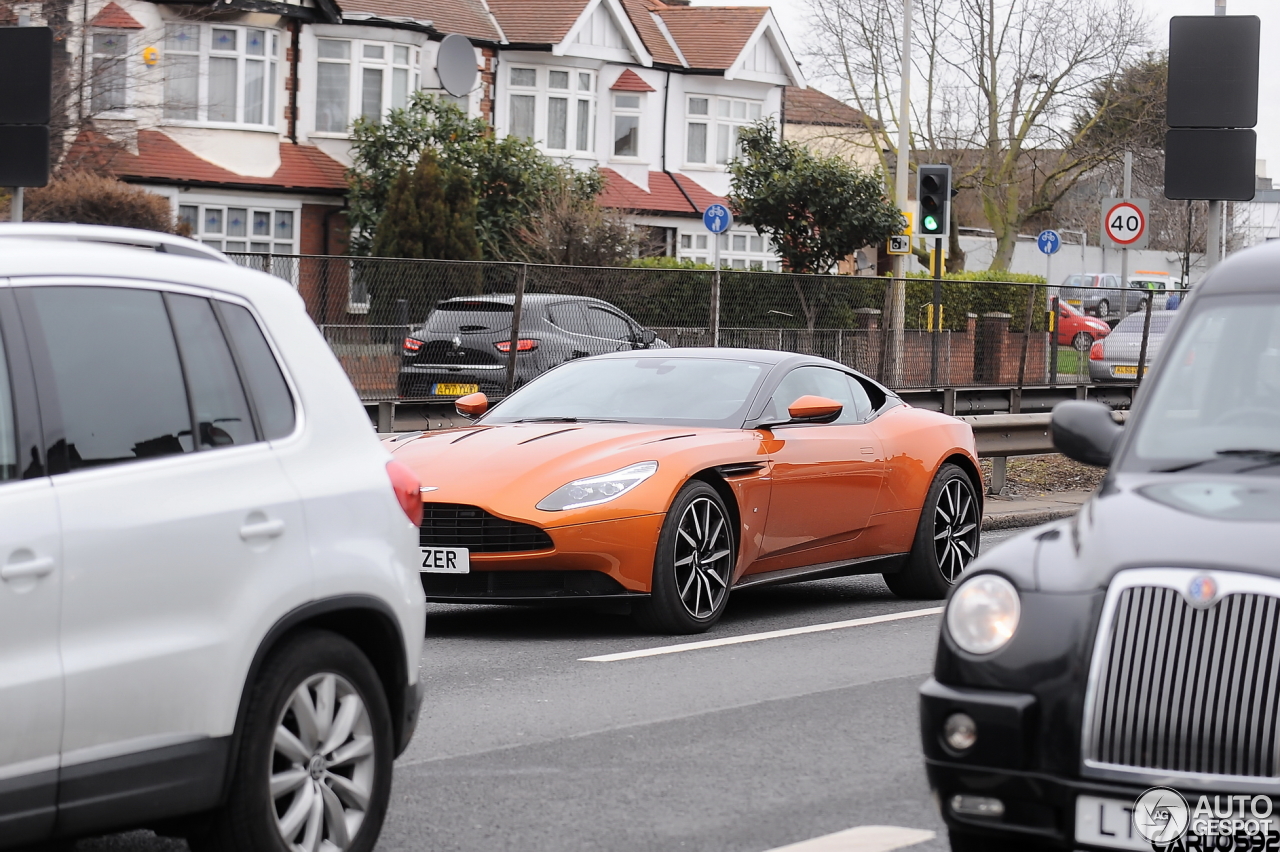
left=195, top=630, right=394, bottom=852
left=884, top=464, right=980, bottom=600
left=634, top=481, right=734, bottom=634
left=1096, top=298, right=1110, bottom=317
left=1071, top=332, right=1092, bottom=352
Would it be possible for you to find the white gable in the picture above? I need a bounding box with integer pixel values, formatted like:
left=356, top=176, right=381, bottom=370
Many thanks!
left=742, top=37, right=783, bottom=76
left=574, top=4, right=626, bottom=50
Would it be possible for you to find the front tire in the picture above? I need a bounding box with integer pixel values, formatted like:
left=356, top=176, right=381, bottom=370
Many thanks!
left=198, top=631, right=394, bottom=852
left=884, top=464, right=980, bottom=599
left=634, top=480, right=734, bottom=634
left=1095, top=298, right=1110, bottom=317
left=1071, top=332, right=1092, bottom=352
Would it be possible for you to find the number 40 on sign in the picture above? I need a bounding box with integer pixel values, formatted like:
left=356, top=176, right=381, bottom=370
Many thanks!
left=1103, top=198, right=1149, bottom=250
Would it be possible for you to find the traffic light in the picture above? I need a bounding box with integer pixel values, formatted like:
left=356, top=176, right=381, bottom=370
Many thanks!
left=917, top=164, right=952, bottom=237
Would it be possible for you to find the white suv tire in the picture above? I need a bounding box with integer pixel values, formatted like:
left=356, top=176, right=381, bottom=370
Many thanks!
left=194, top=631, right=394, bottom=852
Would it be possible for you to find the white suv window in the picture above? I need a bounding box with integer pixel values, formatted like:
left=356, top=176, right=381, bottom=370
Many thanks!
left=220, top=303, right=295, bottom=439
left=168, top=293, right=257, bottom=448
left=0, top=323, right=15, bottom=482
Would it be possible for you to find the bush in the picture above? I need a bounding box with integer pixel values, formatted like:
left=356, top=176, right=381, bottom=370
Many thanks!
left=904, top=270, right=1048, bottom=331
left=23, top=172, right=177, bottom=232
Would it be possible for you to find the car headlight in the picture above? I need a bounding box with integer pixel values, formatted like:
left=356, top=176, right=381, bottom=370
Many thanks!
left=536, top=461, right=658, bottom=511
left=946, top=574, right=1021, bottom=655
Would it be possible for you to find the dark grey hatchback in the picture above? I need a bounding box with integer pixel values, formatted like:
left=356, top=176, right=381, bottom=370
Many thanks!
left=398, top=293, right=665, bottom=399
left=922, top=241, right=1280, bottom=851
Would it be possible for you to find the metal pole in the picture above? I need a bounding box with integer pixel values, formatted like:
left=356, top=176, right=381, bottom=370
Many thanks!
left=1207, top=201, right=1222, bottom=268
left=504, top=264, right=527, bottom=395
left=9, top=187, right=21, bottom=223
left=711, top=234, right=721, bottom=346
left=1050, top=296, right=1060, bottom=388
left=1136, top=293, right=1154, bottom=384
left=887, top=0, right=912, bottom=387
left=930, top=236, right=941, bottom=386
left=1216, top=0, right=1226, bottom=16
left=1120, top=152, right=1132, bottom=310
left=1016, top=283, right=1036, bottom=393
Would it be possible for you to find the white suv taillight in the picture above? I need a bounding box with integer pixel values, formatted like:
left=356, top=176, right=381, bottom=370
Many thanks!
left=386, top=460, right=423, bottom=526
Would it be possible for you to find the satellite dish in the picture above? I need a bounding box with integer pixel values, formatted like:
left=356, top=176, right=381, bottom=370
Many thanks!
left=437, top=34, right=477, bottom=98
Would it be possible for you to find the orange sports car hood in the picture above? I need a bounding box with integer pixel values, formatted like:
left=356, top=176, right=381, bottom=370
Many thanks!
left=389, top=422, right=765, bottom=527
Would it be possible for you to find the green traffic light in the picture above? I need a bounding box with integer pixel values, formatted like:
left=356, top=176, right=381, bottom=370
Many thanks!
left=923, top=214, right=940, bottom=231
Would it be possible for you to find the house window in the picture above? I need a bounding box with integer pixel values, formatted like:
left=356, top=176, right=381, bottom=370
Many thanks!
left=163, top=24, right=279, bottom=127
left=679, top=228, right=777, bottom=270
left=178, top=204, right=296, bottom=254
left=91, top=30, right=128, bottom=114
left=686, top=96, right=763, bottom=166
left=314, top=38, right=419, bottom=133
left=612, top=94, right=641, bottom=158
left=508, top=66, right=595, bottom=154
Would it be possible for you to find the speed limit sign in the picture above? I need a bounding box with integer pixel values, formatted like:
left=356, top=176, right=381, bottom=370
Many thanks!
left=1102, top=198, right=1150, bottom=249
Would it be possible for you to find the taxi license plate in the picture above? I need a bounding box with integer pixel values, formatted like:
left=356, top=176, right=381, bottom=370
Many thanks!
left=1113, top=365, right=1139, bottom=377
left=420, top=547, right=469, bottom=574
left=433, top=383, right=479, bottom=397
left=1075, top=795, right=1149, bottom=850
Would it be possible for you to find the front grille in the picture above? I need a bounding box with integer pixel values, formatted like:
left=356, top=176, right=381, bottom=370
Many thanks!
left=420, top=503, right=553, bottom=553
left=1087, top=583, right=1280, bottom=779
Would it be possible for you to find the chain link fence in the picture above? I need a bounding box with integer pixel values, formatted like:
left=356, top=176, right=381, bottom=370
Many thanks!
left=227, top=253, right=1174, bottom=402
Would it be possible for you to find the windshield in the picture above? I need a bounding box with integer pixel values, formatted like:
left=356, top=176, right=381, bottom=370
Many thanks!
left=1113, top=312, right=1175, bottom=335
left=482, top=357, right=769, bottom=428
left=419, top=301, right=512, bottom=335
left=1129, top=297, right=1280, bottom=472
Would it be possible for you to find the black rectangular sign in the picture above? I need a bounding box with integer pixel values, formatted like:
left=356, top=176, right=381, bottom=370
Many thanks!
left=1168, top=16, right=1260, bottom=129
left=0, top=125, right=49, bottom=186
left=0, top=27, right=52, bottom=126
left=1164, top=129, right=1256, bottom=201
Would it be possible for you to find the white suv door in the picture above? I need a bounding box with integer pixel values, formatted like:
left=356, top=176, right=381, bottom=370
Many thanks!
left=0, top=291, right=61, bottom=844
left=17, top=284, right=311, bottom=818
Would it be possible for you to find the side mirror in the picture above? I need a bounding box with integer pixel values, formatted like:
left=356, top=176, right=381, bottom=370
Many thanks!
left=787, top=395, right=843, bottom=424
left=634, top=328, right=657, bottom=347
left=455, top=392, right=488, bottom=418
left=1051, top=400, right=1122, bottom=467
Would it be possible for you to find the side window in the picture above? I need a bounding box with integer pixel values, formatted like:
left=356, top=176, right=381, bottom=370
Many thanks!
left=0, top=324, right=15, bottom=482
left=547, top=302, right=591, bottom=335
left=587, top=306, right=631, bottom=340
left=845, top=374, right=874, bottom=421
left=765, top=366, right=858, bottom=424
left=167, top=294, right=257, bottom=448
left=27, top=286, right=194, bottom=471
left=218, top=303, right=295, bottom=440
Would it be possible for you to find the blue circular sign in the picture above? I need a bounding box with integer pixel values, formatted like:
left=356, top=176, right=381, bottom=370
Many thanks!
left=703, top=204, right=732, bottom=234
left=1037, top=229, right=1061, bottom=255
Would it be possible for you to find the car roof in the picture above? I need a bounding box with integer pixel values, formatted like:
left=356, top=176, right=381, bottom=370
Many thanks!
left=440, top=293, right=618, bottom=307
left=587, top=347, right=860, bottom=370
left=1198, top=241, right=1280, bottom=297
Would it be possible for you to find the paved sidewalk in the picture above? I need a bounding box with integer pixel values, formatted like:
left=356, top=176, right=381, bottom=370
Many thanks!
left=982, top=490, right=1092, bottom=531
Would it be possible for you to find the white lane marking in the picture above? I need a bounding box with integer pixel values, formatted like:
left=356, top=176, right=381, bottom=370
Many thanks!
left=765, top=825, right=936, bottom=852
left=580, top=607, right=942, bottom=662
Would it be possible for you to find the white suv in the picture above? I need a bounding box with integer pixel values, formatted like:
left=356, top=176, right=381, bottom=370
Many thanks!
left=0, top=225, right=425, bottom=851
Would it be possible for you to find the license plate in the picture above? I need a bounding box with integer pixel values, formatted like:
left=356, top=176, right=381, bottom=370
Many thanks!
left=1068, top=300, right=1083, bottom=307
left=1113, top=365, right=1139, bottom=376
left=420, top=547, right=469, bottom=574
left=1075, top=795, right=1149, bottom=850
left=432, top=383, right=479, bottom=397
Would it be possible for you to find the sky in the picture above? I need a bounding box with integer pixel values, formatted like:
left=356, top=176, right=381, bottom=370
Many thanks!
left=691, top=0, right=1280, bottom=176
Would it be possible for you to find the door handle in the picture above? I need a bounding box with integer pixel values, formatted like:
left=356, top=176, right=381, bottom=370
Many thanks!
left=239, top=518, right=286, bottom=541
left=1, top=556, right=55, bottom=582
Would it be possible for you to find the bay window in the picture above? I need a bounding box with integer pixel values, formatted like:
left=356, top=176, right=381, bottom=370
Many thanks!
left=178, top=204, right=296, bottom=255
left=163, top=24, right=279, bottom=127
left=612, top=93, right=641, bottom=159
left=686, top=95, right=763, bottom=166
left=314, top=38, right=420, bottom=133
left=91, top=30, right=128, bottom=114
left=506, top=66, right=595, bottom=155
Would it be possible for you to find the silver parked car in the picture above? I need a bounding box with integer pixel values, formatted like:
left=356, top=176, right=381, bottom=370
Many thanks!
left=1088, top=310, right=1177, bottom=381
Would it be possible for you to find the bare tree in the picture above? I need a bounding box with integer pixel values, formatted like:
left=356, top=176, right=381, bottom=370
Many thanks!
left=806, top=0, right=1149, bottom=270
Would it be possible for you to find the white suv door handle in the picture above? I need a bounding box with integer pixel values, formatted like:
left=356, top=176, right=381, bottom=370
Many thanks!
left=239, top=518, right=286, bottom=541
left=2, top=556, right=55, bottom=582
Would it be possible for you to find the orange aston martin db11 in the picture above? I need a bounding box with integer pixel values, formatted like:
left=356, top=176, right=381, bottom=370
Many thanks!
left=388, top=349, right=982, bottom=633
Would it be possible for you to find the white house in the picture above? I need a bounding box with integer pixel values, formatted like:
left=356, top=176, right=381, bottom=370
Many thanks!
left=57, top=0, right=804, bottom=267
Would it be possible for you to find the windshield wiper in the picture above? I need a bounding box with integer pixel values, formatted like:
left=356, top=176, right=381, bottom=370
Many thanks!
left=1157, top=449, right=1280, bottom=473
left=512, top=417, right=628, bottom=424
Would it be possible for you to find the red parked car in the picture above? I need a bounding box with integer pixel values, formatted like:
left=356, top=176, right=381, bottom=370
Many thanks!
left=1057, top=300, right=1111, bottom=351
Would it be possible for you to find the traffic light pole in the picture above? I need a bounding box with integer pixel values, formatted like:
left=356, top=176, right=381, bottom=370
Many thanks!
left=887, top=0, right=912, bottom=388
left=931, top=236, right=942, bottom=387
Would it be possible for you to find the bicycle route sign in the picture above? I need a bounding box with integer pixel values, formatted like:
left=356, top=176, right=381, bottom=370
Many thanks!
left=1103, top=198, right=1150, bottom=250
left=703, top=204, right=732, bottom=234
left=1037, top=229, right=1061, bottom=255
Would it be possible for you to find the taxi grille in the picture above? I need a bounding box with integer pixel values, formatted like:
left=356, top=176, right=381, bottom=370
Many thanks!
left=1087, top=585, right=1280, bottom=778
left=420, top=503, right=553, bottom=554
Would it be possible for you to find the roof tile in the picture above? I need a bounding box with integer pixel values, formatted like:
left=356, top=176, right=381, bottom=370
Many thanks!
left=485, top=0, right=590, bottom=45
left=338, top=0, right=503, bottom=41
left=90, top=1, right=143, bottom=29
left=783, top=87, right=869, bottom=127
left=598, top=168, right=726, bottom=216
left=66, top=130, right=348, bottom=193
left=654, top=5, right=766, bottom=70
left=610, top=68, right=655, bottom=92
left=618, top=0, right=682, bottom=66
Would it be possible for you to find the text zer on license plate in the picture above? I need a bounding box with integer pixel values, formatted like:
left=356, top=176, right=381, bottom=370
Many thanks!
left=433, top=383, right=479, bottom=397
left=1075, top=795, right=1149, bottom=850
left=421, top=547, right=469, bottom=574
left=1113, top=365, right=1139, bottom=376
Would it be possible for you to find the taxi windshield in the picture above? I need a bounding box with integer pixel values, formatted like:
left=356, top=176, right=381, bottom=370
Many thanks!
left=481, top=357, right=769, bottom=428
left=1130, top=297, right=1280, bottom=472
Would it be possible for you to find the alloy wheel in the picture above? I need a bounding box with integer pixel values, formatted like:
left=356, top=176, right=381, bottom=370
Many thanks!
left=270, top=673, right=376, bottom=852
left=933, top=478, right=979, bottom=583
left=1072, top=332, right=1092, bottom=352
left=673, top=496, right=732, bottom=619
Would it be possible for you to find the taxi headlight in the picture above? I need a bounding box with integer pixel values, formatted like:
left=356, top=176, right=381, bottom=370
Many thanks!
left=946, top=574, right=1021, bottom=655
left=536, top=461, right=658, bottom=511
